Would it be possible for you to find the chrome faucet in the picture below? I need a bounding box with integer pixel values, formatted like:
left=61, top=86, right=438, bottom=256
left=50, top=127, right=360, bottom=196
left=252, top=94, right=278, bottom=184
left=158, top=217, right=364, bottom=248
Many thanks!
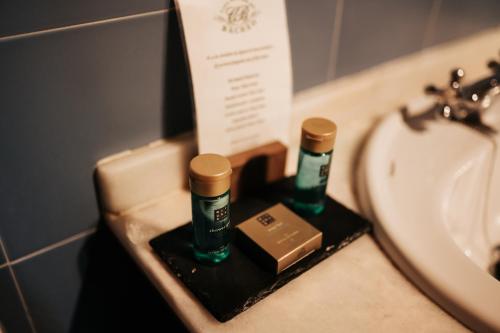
left=402, top=54, right=500, bottom=135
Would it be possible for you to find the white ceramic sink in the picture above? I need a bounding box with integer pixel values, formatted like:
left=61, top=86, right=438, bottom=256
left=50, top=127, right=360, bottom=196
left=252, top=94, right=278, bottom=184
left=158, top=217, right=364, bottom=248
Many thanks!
left=357, top=97, right=500, bottom=332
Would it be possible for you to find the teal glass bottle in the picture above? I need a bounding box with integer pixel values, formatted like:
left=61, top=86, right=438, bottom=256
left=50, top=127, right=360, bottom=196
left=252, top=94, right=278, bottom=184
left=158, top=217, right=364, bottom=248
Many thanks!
left=294, top=118, right=337, bottom=216
left=189, top=154, right=232, bottom=263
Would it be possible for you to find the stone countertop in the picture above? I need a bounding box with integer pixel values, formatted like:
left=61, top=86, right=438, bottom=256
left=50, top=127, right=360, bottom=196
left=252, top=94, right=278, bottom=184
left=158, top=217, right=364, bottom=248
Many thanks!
left=101, top=27, right=500, bottom=332
left=104, top=89, right=470, bottom=332
left=109, top=197, right=469, bottom=333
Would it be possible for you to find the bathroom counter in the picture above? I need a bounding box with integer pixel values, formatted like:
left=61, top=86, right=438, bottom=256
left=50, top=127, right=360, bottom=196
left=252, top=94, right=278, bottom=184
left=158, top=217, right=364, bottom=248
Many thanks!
left=108, top=193, right=469, bottom=333
left=105, top=87, right=469, bottom=332
left=102, top=28, right=500, bottom=332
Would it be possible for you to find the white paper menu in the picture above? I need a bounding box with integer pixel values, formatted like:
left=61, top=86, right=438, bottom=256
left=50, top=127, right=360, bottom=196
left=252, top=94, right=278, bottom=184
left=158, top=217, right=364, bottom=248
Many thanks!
left=174, top=0, right=293, bottom=155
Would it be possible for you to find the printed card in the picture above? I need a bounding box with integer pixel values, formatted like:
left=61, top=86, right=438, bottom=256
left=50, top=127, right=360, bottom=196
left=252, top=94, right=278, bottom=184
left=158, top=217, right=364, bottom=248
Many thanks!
left=174, top=0, right=293, bottom=155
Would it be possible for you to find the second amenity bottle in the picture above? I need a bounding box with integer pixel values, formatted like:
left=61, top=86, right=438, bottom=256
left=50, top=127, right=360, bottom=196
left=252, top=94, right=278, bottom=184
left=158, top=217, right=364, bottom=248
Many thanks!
left=189, top=154, right=232, bottom=263
left=294, top=117, right=337, bottom=216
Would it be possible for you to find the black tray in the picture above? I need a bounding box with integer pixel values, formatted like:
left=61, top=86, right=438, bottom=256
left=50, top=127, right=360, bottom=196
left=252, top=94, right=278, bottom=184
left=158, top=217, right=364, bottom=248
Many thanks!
left=149, top=177, right=371, bottom=322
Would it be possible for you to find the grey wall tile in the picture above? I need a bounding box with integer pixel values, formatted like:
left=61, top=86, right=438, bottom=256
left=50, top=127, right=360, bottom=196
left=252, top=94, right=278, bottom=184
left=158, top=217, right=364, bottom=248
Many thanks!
left=0, top=0, right=172, bottom=37
left=286, top=0, right=338, bottom=92
left=335, top=0, right=434, bottom=78
left=0, top=11, right=192, bottom=259
left=14, top=236, right=88, bottom=333
left=430, top=0, right=500, bottom=46
left=14, top=227, right=187, bottom=333
left=0, top=268, right=33, bottom=333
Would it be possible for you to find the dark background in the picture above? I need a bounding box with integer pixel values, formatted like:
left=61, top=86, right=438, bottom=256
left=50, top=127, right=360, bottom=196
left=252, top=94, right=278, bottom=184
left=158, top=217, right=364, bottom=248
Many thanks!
left=1, top=0, right=499, bottom=332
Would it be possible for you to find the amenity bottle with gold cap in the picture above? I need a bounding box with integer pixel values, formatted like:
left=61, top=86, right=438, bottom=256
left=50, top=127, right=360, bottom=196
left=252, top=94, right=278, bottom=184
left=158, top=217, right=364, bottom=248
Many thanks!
left=294, top=117, right=337, bottom=216
left=189, top=154, right=232, bottom=263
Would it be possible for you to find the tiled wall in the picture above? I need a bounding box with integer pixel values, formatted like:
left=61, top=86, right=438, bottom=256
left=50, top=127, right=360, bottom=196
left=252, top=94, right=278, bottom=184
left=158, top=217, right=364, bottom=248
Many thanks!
left=0, top=0, right=499, bottom=332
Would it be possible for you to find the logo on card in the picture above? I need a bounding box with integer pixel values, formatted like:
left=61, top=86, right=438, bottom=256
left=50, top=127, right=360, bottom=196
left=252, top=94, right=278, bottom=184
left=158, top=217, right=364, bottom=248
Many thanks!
left=215, top=0, right=259, bottom=33
left=257, top=213, right=275, bottom=226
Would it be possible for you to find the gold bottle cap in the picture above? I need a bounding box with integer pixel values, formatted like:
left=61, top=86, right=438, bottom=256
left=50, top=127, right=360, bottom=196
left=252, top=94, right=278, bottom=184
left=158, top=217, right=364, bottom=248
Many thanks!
left=189, top=153, right=232, bottom=197
left=300, top=117, right=337, bottom=153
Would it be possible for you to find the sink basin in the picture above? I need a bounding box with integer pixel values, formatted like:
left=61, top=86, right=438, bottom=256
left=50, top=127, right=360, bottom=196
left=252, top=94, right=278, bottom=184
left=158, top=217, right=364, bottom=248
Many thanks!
left=357, top=97, right=500, bottom=332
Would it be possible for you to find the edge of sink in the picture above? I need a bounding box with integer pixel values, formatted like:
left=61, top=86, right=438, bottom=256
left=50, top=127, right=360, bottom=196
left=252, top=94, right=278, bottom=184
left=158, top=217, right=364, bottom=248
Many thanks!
left=359, top=110, right=500, bottom=333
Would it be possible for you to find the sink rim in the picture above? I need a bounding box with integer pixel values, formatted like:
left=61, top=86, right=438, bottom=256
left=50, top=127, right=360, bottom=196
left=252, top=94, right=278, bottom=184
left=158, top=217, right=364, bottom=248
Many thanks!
left=359, top=110, right=500, bottom=333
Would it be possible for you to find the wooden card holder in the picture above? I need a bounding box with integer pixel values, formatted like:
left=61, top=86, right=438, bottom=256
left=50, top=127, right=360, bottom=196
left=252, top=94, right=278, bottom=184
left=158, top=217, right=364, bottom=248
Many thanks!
left=227, top=141, right=287, bottom=203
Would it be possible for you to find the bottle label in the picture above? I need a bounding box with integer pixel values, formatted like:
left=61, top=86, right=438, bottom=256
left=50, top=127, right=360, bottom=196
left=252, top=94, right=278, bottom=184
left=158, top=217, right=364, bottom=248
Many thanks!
left=192, top=192, right=231, bottom=251
left=295, top=150, right=332, bottom=189
left=199, top=194, right=230, bottom=233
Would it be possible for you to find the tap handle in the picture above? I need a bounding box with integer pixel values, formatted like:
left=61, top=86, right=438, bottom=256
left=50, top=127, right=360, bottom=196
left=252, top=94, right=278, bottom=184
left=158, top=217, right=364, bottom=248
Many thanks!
left=487, top=50, right=500, bottom=73
left=449, top=68, right=465, bottom=91
left=425, top=84, right=443, bottom=96
left=488, top=60, right=500, bottom=74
